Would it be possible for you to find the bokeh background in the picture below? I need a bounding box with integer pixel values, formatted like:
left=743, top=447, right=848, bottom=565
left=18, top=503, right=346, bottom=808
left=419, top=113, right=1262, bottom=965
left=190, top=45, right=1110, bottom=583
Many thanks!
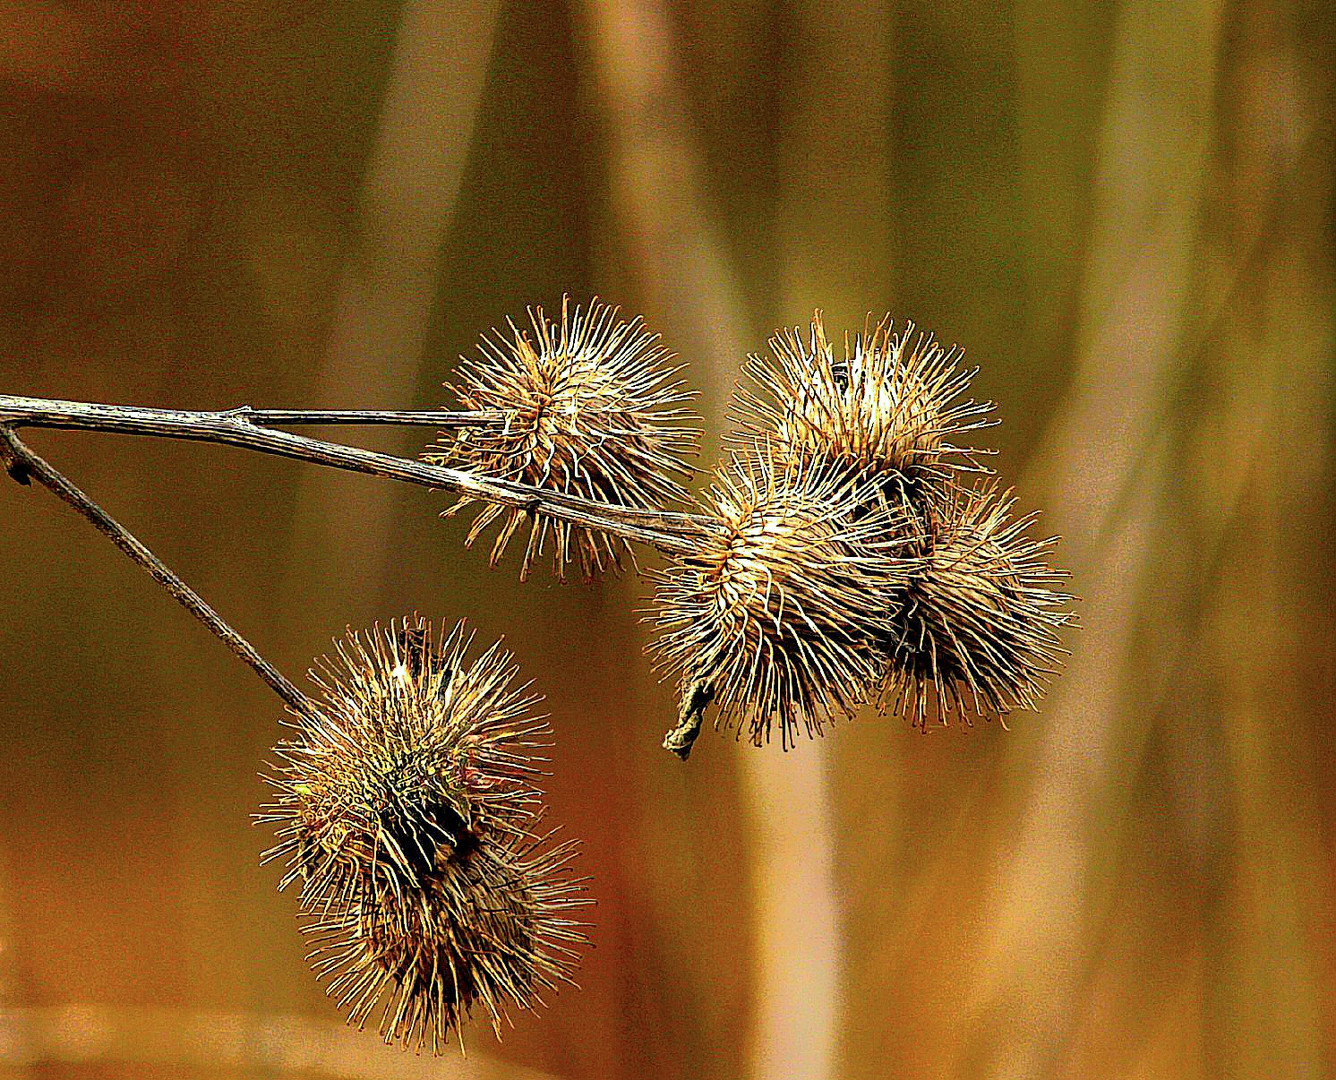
left=1, top=1, right=1333, bottom=1078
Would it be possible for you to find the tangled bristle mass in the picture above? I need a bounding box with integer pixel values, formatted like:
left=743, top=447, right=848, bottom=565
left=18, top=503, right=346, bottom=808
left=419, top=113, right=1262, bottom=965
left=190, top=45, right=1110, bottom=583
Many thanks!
left=732, top=311, right=994, bottom=502
left=646, top=450, right=914, bottom=750
left=302, top=830, right=588, bottom=1054
left=679, top=309, right=1079, bottom=742
left=426, top=296, right=700, bottom=580
left=881, top=486, right=1074, bottom=730
left=260, top=617, right=589, bottom=1052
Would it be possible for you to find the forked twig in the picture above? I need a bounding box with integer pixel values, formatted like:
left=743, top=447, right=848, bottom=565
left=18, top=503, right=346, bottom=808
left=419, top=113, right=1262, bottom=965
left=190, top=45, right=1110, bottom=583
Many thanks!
left=0, top=395, right=707, bottom=554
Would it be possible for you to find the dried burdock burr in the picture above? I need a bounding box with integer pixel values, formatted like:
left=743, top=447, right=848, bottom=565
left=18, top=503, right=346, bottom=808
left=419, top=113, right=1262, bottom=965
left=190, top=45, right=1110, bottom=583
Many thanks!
left=426, top=296, right=701, bottom=580
left=646, top=448, right=914, bottom=755
left=732, top=311, right=994, bottom=506
left=302, top=829, right=588, bottom=1054
left=724, top=311, right=1075, bottom=734
left=260, top=617, right=589, bottom=1050
left=881, top=485, right=1074, bottom=730
left=262, top=619, right=549, bottom=892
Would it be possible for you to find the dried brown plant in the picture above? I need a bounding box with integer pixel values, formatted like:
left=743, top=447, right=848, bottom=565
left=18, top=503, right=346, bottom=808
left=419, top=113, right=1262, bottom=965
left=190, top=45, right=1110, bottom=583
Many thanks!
left=880, top=485, right=1073, bottom=730
left=732, top=311, right=995, bottom=505
left=646, top=448, right=914, bottom=750
left=719, top=312, right=1073, bottom=735
left=300, top=830, right=587, bottom=1054
left=425, top=297, right=700, bottom=580
left=0, top=295, right=1074, bottom=1057
left=260, top=618, right=588, bottom=1051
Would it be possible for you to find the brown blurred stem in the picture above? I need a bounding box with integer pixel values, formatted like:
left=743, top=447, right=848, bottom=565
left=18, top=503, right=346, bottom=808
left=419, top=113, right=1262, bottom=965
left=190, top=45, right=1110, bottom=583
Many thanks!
left=0, top=425, right=312, bottom=715
left=0, top=396, right=706, bottom=553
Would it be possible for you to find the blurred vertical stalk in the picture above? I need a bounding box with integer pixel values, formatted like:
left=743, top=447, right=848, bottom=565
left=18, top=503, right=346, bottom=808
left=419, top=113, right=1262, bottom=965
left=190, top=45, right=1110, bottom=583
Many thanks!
left=966, top=0, right=1226, bottom=1075
left=1197, top=4, right=1333, bottom=1074
left=580, top=3, right=848, bottom=1078
left=579, top=0, right=744, bottom=420
left=0, top=872, right=33, bottom=1080
left=578, top=7, right=748, bottom=1074
left=1012, top=0, right=1111, bottom=455
left=765, top=3, right=891, bottom=1079
left=286, top=0, right=502, bottom=618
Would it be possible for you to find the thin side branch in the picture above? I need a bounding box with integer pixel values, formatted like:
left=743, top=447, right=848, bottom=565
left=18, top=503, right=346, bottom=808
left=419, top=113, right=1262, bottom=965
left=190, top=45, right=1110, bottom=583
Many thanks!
left=239, top=407, right=501, bottom=427
left=0, top=396, right=709, bottom=554
left=0, top=425, right=311, bottom=714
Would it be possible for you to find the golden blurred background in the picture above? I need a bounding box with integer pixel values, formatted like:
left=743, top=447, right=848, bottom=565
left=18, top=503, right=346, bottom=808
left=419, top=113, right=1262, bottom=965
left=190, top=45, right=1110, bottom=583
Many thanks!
left=0, top=1, right=1333, bottom=1077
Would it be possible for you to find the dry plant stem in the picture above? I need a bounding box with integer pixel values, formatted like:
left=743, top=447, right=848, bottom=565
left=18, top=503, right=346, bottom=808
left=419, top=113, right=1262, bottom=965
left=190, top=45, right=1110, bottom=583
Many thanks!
left=0, top=396, right=705, bottom=554
left=0, top=425, right=312, bottom=715
left=238, top=407, right=500, bottom=427
left=662, top=679, right=713, bottom=760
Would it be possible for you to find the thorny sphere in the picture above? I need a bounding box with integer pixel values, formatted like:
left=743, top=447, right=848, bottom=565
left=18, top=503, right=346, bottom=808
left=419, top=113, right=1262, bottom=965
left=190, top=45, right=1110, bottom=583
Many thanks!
left=647, top=450, right=914, bottom=749
left=426, top=297, right=700, bottom=580
left=880, top=485, right=1073, bottom=730
left=300, top=832, right=588, bottom=1054
left=262, top=619, right=549, bottom=900
left=723, top=310, right=1075, bottom=732
left=733, top=311, right=995, bottom=503
left=261, top=619, right=588, bottom=1050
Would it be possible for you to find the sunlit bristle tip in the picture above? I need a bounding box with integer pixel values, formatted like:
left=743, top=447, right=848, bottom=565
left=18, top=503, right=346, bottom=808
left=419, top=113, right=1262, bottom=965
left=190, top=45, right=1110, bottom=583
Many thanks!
left=731, top=311, right=995, bottom=500
left=645, top=448, right=916, bottom=752
left=425, top=296, right=701, bottom=581
left=879, top=485, right=1075, bottom=731
left=300, top=831, right=590, bottom=1054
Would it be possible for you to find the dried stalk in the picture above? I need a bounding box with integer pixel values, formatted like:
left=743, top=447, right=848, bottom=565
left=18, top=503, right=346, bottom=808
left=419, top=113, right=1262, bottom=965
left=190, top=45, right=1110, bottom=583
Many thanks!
left=0, top=426, right=311, bottom=714
left=0, top=395, right=709, bottom=554
left=229, top=407, right=498, bottom=426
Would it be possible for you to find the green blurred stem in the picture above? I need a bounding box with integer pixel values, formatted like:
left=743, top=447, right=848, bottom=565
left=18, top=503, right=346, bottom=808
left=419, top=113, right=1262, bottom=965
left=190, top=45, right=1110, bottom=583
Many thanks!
left=0, top=425, right=312, bottom=715
left=0, top=395, right=705, bottom=554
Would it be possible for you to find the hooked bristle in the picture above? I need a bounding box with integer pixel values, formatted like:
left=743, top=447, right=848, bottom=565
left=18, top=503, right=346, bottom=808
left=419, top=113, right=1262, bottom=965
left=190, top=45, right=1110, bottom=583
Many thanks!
left=426, top=296, right=701, bottom=581
left=879, top=485, right=1075, bottom=730
left=645, top=448, right=916, bottom=750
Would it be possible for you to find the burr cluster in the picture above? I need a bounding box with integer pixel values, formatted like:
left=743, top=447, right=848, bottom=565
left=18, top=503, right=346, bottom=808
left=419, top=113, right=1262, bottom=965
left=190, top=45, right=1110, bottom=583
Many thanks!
left=428, top=301, right=1072, bottom=755
left=261, top=619, right=588, bottom=1052
left=661, top=312, right=1070, bottom=751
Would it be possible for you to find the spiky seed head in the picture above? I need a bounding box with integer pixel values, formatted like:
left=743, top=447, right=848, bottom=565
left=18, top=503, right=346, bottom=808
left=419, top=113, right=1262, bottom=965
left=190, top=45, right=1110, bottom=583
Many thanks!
left=880, top=485, right=1074, bottom=730
left=301, top=831, right=589, bottom=1054
left=261, top=618, right=550, bottom=908
left=426, top=296, right=701, bottom=581
left=260, top=618, right=589, bottom=1052
left=732, top=311, right=994, bottom=502
left=646, top=448, right=915, bottom=749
